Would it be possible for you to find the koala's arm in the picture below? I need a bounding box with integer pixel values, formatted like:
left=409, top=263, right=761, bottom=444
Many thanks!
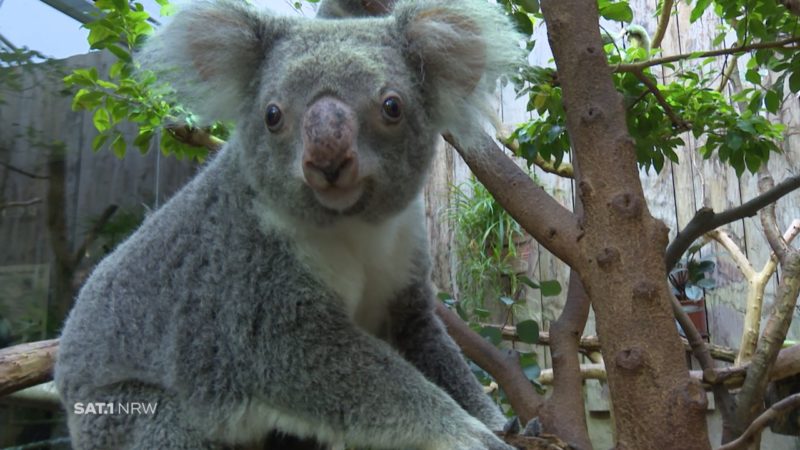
left=239, top=284, right=510, bottom=450
left=389, top=282, right=507, bottom=431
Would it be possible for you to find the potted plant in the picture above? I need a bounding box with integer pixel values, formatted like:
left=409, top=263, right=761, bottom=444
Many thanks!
left=668, top=245, right=716, bottom=339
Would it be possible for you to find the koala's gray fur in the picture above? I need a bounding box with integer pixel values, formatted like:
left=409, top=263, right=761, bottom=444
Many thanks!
left=54, top=1, right=523, bottom=449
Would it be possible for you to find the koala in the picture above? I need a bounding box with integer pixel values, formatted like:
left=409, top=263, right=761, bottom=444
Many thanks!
left=54, top=0, right=522, bottom=449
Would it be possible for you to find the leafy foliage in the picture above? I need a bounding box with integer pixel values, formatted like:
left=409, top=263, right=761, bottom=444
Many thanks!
left=64, top=0, right=221, bottom=160
left=503, top=0, right=796, bottom=175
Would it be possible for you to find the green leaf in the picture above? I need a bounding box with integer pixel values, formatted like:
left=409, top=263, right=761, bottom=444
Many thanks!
left=134, top=129, right=154, bottom=153
left=479, top=326, right=503, bottom=346
left=744, top=69, right=761, bottom=85
left=72, top=89, right=105, bottom=110
left=790, top=71, right=800, bottom=93
left=690, top=0, right=712, bottom=22
left=540, top=280, right=561, bottom=297
left=473, top=308, right=492, bottom=319
left=764, top=90, right=780, bottom=113
left=92, top=133, right=109, bottom=152
left=600, top=2, right=633, bottom=22
left=516, top=320, right=540, bottom=344
left=106, top=44, right=132, bottom=63
left=512, top=11, right=533, bottom=35
left=111, top=132, right=127, bottom=158
left=92, top=108, right=111, bottom=132
left=725, top=132, right=743, bottom=151
left=519, top=0, right=539, bottom=13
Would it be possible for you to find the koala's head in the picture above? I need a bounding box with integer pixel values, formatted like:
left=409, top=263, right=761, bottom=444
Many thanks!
left=139, top=0, right=522, bottom=225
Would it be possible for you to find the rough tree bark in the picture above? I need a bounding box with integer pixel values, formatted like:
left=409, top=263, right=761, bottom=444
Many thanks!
left=536, top=1, right=711, bottom=448
left=538, top=271, right=593, bottom=450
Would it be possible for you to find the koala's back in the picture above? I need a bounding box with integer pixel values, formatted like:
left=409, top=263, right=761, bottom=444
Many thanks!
left=55, top=149, right=322, bottom=415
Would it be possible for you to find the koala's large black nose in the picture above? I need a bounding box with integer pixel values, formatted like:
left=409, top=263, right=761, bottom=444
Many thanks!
left=302, top=97, right=359, bottom=190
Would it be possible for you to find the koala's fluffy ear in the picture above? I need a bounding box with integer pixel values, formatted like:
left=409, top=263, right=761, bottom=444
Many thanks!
left=138, top=0, right=284, bottom=122
left=394, top=0, right=523, bottom=149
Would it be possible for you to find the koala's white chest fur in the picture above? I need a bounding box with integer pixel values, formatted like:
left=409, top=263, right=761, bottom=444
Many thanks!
left=258, top=198, right=426, bottom=334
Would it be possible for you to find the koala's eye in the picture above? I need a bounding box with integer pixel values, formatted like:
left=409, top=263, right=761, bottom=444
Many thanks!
left=265, top=104, right=282, bottom=131
left=381, top=95, right=403, bottom=122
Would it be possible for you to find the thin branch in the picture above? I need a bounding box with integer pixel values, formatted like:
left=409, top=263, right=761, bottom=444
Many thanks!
left=435, top=303, right=544, bottom=423
left=717, top=55, right=740, bottom=93
left=534, top=344, right=800, bottom=389
left=166, top=125, right=224, bottom=152
left=538, top=364, right=606, bottom=385
left=707, top=229, right=756, bottom=280
left=0, top=197, right=41, bottom=210
left=444, top=133, right=582, bottom=269
left=651, top=0, right=675, bottom=50
left=497, top=328, right=737, bottom=362
left=497, top=131, right=574, bottom=178
left=616, top=36, right=800, bottom=73
left=0, top=161, right=49, bottom=179
left=666, top=174, right=800, bottom=269
left=758, top=170, right=791, bottom=263
left=632, top=69, right=689, bottom=131
left=717, top=393, right=800, bottom=450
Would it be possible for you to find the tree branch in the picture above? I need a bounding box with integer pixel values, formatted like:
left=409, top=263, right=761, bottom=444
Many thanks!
left=758, top=171, right=791, bottom=263
left=444, top=133, right=582, bottom=268
left=733, top=244, right=800, bottom=440
left=650, top=0, right=674, bottom=50
left=166, top=124, right=224, bottom=152
left=717, top=393, right=800, bottom=450
left=707, top=229, right=756, bottom=281
left=717, top=55, right=740, bottom=93
left=666, top=174, right=800, bottom=269
left=0, top=197, right=42, bottom=210
left=539, top=271, right=593, bottom=450
left=0, top=340, right=58, bottom=397
left=631, top=69, right=689, bottom=131
left=0, top=160, right=49, bottom=179
left=435, top=303, right=544, bottom=423
left=497, top=328, right=736, bottom=362
left=535, top=344, right=800, bottom=389
left=616, top=36, right=800, bottom=73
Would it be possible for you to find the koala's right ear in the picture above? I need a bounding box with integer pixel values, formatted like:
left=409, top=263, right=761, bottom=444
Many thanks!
left=138, top=0, right=285, bottom=123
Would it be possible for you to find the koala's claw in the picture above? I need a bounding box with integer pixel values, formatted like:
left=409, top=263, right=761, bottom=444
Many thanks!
left=502, top=416, right=521, bottom=435
left=521, top=417, right=541, bottom=437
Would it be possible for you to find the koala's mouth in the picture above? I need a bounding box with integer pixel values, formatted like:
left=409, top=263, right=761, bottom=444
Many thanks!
left=311, top=183, right=365, bottom=212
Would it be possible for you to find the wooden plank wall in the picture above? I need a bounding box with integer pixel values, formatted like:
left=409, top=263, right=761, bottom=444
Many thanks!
left=0, top=51, right=198, bottom=336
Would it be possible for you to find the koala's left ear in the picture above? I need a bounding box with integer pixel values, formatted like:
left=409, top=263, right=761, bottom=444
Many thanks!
left=394, top=0, right=523, bottom=148
left=138, top=0, right=288, bottom=122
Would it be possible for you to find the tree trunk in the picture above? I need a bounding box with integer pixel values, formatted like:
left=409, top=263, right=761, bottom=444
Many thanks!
left=538, top=1, right=711, bottom=448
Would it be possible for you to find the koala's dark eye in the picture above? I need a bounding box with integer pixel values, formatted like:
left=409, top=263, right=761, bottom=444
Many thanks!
left=265, top=104, right=282, bottom=131
left=381, top=95, right=403, bottom=122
